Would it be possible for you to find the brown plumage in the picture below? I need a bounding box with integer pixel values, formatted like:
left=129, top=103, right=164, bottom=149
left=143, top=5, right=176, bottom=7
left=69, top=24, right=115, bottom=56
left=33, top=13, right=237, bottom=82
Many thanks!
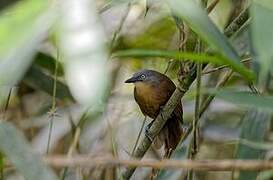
left=125, top=69, right=183, bottom=155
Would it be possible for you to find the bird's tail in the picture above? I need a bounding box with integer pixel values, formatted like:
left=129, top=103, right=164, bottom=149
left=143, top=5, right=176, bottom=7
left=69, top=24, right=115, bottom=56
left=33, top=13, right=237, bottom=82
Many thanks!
left=154, top=115, right=183, bottom=157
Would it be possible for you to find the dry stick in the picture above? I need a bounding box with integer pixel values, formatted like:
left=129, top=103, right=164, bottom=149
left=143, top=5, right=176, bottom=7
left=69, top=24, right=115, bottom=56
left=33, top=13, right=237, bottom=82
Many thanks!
left=43, top=155, right=273, bottom=171
left=110, top=2, right=132, bottom=50
left=199, top=69, right=233, bottom=117
left=202, top=58, right=251, bottom=75
left=46, top=51, right=59, bottom=154
left=122, top=5, right=250, bottom=179
left=132, top=116, right=147, bottom=155
left=106, top=116, right=121, bottom=179
left=61, top=127, right=81, bottom=180
left=192, top=42, right=202, bottom=156
left=224, top=8, right=249, bottom=38
left=206, top=0, right=220, bottom=13
left=3, top=88, right=12, bottom=118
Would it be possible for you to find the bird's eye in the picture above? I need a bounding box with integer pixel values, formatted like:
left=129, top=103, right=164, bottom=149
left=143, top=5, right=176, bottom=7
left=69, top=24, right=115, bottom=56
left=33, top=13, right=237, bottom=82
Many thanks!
left=140, top=74, right=146, bottom=79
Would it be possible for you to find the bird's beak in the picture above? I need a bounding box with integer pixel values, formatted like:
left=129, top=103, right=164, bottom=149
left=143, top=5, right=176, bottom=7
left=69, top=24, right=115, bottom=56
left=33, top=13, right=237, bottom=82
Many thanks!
left=125, top=76, right=138, bottom=83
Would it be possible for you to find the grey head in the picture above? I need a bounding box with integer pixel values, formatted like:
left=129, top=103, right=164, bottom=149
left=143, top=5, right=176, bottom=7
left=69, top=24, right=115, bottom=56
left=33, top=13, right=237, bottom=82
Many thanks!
left=125, top=69, right=164, bottom=85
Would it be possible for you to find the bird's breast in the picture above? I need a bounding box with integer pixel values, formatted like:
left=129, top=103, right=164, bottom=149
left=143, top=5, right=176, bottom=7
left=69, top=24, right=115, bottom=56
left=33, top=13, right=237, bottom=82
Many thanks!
left=134, top=82, right=165, bottom=119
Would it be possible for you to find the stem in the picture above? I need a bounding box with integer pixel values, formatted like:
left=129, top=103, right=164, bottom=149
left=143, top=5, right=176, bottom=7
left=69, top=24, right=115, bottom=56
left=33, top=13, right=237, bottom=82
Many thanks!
left=132, top=116, right=147, bottom=155
left=46, top=50, right=59, bottom=154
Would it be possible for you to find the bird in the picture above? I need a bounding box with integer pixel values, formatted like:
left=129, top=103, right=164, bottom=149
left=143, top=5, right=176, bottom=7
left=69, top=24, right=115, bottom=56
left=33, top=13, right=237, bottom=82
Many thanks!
left=125, top=69, right=183, bottom=156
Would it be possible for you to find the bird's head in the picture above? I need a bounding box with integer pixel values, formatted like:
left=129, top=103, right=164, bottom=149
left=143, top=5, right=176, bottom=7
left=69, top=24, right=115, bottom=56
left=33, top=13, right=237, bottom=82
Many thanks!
left=125, top=69, right=161, bottom=85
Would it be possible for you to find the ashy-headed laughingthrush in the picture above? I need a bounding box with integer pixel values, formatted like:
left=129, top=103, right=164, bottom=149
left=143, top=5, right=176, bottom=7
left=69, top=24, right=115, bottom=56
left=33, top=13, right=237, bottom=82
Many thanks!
left=125, top=69, right=183, bottom=155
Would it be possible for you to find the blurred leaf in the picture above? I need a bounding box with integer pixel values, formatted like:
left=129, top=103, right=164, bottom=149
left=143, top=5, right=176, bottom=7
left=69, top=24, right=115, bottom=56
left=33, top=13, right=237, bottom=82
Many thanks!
left=235, top=109, right=271, bottom=180
left=124, top=17, right=177, bottom=49
left=250, top=0, right=273, bottom=83
left=113, top=49, right=254, bottom=80
left=216, top=90, right=273, bottom=111
left=0, top=0, right=48, bottom=56
left=257, top=170, right=273, bottom=180
left=167, top=0, right=253, bottom=81
left=23, top=66, right=73, bottom=100
left=0, top=0, right=54, bottom=103
left=59, top=0, right=109, bottom=106
left=33, top=52, right=64, bottom=76
left=0, top=121, right=58, bottom=180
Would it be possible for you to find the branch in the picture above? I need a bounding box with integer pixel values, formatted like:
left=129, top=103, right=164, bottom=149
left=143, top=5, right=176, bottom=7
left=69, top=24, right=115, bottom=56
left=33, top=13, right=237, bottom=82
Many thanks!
left=122, top=82, right=189, bottom=179
left=42, top=155, right=273, bottom=171
left=122, top=6, right=251, bottom=179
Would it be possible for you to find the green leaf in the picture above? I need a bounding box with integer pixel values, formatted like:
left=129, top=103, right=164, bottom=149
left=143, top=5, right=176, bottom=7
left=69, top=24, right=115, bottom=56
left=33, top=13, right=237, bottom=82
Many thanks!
left=0, top=121, right=58, bottom=180
left=33, top=52, right=64, bottom=76
left=235, top=109, right=271, bottom=180
left=216, top=90, right=273, bottom=111
left=23, top=66, right=74, bottom=101
left=0, top=0, right=53, bottom=99
left=113, top=49, right=254, bottom=80
left=250, top=0, right=273, bottom=83
left=0, top=0, right=48, bottom=56
left=167, top=0, right=253, bottom=81
left=59, top=0, right=109, bottom=106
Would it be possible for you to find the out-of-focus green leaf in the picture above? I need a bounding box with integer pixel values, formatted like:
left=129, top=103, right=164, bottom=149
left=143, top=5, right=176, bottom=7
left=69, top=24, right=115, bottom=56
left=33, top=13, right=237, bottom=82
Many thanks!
left=235, top=109, right=271, bottom=180
left=23, top=66, right=73, bottom=100
left=0, top=121, right=58, bottom=180
left=59, top=0, right=109, bottom=106
left=124, top=17, right=177, bottom=50
left=216, top=90, right=273, bottom=111
left=250, top=0, right=273, bottom=83
left=167, top=0, right=252, bottom=81
left=257, top=170, right=273, bottom=180
left=0, top=0, right=54, bottom=103
left=33, top=52, right=64, bottom=76
left=0, top=0, right=48, bottom=56
left=113, top=49, right=254, bottom=80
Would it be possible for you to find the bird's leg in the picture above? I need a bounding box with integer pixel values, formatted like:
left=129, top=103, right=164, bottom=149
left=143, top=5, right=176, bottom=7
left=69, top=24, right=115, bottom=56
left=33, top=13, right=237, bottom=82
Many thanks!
left=145, top=120, right=154, bottom=142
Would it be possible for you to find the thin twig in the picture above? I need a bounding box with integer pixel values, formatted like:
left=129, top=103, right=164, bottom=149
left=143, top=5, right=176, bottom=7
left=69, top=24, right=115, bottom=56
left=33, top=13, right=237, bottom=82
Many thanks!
left=132, top=116, right=147, bottom=155
left=110, top=2, right=132, bottom=50
left=207, top=0, right=220, bottom=13
left=199, top=69, right=233, bottom=117
left=106, top=115, right=121, bottom=179
left=164, top=59, right=174, bottom=74
left=202, top=58, right=251, bottom=75
left=61, top=127, right=81, bottom=180
left=192, top=42, right=202, bottom=156
left=186, top=43, right=202, bottom=180
left=42, top=155, right=273, bottom=171
left=46, top=50, right=59, bottom=154
left=224, top=8, right=249, bottom=38
left=4, top=88, right=12, bottom=117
